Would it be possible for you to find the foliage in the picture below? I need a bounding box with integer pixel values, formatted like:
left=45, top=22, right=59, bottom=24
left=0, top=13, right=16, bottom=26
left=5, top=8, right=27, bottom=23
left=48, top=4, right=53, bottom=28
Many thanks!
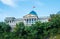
left=0, top=22, right=11, bottom=33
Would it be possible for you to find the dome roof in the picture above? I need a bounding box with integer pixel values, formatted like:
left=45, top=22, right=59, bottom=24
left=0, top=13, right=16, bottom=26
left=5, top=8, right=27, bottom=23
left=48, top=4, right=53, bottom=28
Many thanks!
left=29, top=11, right=37, bottom=16
left=57, top=11, right=60, bottom=14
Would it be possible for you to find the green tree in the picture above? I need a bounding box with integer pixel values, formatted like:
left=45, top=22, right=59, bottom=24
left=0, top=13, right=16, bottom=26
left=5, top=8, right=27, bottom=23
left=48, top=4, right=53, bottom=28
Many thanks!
left=14, top=22, right=28, bottom=39
left=50, top=14, right=60, bottom=34
left=0, top=22, right=11, bottom=33
left=0, top=22, right=11, bottom=39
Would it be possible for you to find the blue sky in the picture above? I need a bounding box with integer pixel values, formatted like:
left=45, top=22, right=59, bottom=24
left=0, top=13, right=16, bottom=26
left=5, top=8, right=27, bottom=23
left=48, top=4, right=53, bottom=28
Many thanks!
left=0, top=0, right=60, bottom=21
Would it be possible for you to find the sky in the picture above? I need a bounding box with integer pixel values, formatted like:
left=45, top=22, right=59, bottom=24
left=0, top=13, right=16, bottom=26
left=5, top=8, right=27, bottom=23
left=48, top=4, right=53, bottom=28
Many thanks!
left=0, top=0, right=60, bottom=21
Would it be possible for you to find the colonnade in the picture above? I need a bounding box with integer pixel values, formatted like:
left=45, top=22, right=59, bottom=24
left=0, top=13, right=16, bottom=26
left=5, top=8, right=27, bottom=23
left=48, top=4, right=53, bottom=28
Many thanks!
left=24, top=18, right=37, bottom=24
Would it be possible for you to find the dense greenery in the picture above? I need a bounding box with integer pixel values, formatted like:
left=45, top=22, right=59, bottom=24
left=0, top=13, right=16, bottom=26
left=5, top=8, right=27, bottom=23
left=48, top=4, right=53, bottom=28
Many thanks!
left=0, top=14, right=60, bottom=39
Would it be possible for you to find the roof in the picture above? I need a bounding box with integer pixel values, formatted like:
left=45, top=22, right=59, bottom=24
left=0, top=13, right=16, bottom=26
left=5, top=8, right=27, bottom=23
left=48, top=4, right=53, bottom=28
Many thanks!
left=57, top=11, right=60, bottom=14
left=29, top=11, right=37, bottom=16
left=5, top=17, right=15, bottom=21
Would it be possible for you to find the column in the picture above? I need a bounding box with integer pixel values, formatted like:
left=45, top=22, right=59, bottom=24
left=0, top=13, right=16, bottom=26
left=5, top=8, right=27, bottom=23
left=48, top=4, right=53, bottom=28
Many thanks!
left=30, top=18, right=32, bottom=24
left=29, top=19, right=31, bottom=24
left=24, top=19, right=26, bottom=25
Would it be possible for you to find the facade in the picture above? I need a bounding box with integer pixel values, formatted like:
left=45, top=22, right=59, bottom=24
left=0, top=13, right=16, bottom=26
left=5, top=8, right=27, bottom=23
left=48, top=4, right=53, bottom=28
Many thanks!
left=4, top=11, right=49, bottom=28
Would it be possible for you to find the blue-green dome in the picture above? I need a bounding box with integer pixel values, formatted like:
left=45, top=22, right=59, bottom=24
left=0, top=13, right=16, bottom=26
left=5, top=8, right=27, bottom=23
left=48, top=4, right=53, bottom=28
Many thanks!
left=57, top=11, right=60, bottom=14
left=29, top=11, right=37, bottom=16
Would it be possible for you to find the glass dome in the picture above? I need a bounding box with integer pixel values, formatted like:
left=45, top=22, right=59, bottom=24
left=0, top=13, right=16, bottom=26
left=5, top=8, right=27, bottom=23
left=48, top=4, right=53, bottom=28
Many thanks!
left=57, top=11, right=60, bottom=14
left=29, top=11, right=37, bottom=16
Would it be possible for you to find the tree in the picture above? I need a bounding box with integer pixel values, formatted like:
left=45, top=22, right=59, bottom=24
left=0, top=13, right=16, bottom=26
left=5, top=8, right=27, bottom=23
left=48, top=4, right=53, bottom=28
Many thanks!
left=50, top=14, right=60, bottom=34
left=0, top=22, right=11, bottom=39
left=14, top=22, right=28, bottom=39
left=0, top=22, right=11, bottom=33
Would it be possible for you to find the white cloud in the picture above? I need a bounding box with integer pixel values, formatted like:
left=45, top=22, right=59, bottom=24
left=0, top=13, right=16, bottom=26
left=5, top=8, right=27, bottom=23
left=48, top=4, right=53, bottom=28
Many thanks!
left=0, top=0, right=44, bottom=7
left=0, top=0, right=29, bottom=7
left=0, top=0, right=16, bottom=7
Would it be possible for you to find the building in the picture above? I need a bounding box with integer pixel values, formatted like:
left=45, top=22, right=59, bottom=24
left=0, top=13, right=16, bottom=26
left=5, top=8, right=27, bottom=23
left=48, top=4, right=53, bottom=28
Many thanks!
left=4, top=10, right=49, bottom=28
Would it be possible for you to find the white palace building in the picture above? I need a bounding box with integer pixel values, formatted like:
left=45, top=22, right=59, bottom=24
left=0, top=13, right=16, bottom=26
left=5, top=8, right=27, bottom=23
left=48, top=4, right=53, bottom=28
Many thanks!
left=4, top=10, right=49, bottom=28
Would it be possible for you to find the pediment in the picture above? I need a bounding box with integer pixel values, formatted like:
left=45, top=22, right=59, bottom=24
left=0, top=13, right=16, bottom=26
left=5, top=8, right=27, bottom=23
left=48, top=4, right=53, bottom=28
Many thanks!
left=23, top=14, right=37, bottom=18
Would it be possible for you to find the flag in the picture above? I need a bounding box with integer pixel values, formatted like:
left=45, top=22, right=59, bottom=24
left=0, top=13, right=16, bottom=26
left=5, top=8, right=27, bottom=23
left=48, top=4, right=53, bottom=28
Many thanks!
left=33, top=6, right=35, bottom=8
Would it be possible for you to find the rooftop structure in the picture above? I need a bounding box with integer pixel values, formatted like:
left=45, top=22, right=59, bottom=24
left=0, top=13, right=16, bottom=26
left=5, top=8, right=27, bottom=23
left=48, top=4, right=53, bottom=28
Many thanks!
left=29, top=11, right=37, bottom=16
left=57, top=11, right=60, bottom=14
left=4, top=10, right=49, bottom=28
